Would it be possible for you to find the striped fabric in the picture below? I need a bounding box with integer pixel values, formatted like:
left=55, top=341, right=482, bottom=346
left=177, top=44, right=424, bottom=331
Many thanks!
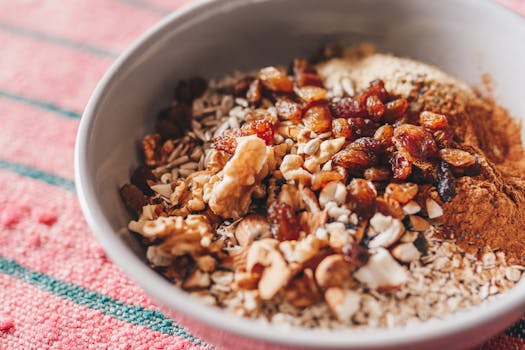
left=0, top=1, right=523, bottom=349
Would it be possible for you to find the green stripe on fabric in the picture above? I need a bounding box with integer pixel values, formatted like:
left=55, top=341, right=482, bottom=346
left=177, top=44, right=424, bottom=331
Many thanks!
left=0, top=256, right=206, bottom=346
left=0, top=90, right=82, bottom=119
left=0, top=159, right=75, bottom=192
left=0, top=21, right=118, bottom=58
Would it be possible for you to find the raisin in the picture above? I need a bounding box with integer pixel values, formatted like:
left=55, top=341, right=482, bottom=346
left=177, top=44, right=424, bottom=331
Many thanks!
left=258, top=67, right=294, bottom=93
left=276, top=97, right=302, bottom=121
left=436, top=161, right=456, bottom=202
left=342, top=243, right=369, bottom=268
left=174, top=80, right=192, bottom=104
left=374, top=124, right=394, bottom=147
left=364, top=79, right=389, bottom=102
left=420, top=111, right=448, bottom=131
left=332, top=147, right=377, bottom=173
left=376, top=197, right=405, bottom=219
left=366, top=94, right=385, bottom=121
left=130, top=166, right=156, bottom=195
left=348, top=118, right=379, bottom=140
left=330, top=97, right=367, bottom=118
left=295, top=86, right=327, bottom=103
left=213, top=129, right=242, bottom=153
left=234, top=77, right=254, bottom=97
left=189, top=77, right=207, bottom=100
left=120, top=184, right=147, bottom=214
left=363, top=167, right=391, bottom=182
left=245, top=108, right=278, bottom=125
left=267, top=201, right=300, bottom=241
left=241, top=119, right=275, bottom=145
left=332, top=118, right=352, bottom=139
left=389, top=152, right=412, bottom=180
left=393, top=124, right=438, bottom=160
left=438, top=148, right=476, bottom=168
left=303, top=104, right=333, bottom=133
left=157, top=103, right=192, bottom=139
left=383, top=98, right=408, bottom=122
left=413, top=234, right=428, bottom=255
left=247, top=79, right=262, bottom=105
left=292, top=58, right=324, bottom=87
left=385, top=183, right=418, bottom=204
left=311, top=170, right=345, bottom=191
left=347, top=178, right=377, bottom=218
left=351, top=137, right=383, bottom=154
left=433, top=128, right=454, bottom=148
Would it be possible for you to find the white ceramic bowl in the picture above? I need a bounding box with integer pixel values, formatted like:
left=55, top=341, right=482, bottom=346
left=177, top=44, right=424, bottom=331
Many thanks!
left=75, top=1, right=525, bottom=349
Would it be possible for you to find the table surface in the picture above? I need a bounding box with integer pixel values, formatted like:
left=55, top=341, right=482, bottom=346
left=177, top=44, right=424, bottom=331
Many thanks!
left=0, top=1, right=524, bottom=349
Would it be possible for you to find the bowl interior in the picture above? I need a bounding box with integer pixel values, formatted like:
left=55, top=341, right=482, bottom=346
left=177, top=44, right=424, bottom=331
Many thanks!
left=77, top=0, right=525, bottom=348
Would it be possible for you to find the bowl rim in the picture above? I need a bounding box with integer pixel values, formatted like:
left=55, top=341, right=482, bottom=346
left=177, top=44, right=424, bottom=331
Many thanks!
left=75, top=0, right=525, bottom=347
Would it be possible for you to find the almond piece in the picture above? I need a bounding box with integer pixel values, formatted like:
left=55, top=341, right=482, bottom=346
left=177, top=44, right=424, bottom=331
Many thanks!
left=403, top=200, right=421, bottom=215
left=354, top=248, right=407, bottom=289
left=426, top=198, right=443, bottom=219
left=182, top=270, right=211, bottom=290
left=391, top=243, right=422, bottom=263
left=325, top=287, right=361, bottom=321
left=409, top=215, right=430, bottom=231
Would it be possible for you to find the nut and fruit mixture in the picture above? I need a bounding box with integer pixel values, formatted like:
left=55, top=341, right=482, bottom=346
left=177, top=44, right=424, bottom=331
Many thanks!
left=120, top=45, right=525, bottom=328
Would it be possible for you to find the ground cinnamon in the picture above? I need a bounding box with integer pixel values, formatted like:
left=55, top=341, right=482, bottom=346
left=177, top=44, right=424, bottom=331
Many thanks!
left=415, top=87, right=525, bottom=263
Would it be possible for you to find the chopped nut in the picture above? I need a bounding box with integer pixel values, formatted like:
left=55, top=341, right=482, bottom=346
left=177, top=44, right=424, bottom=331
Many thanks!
left=209, top=135, right=269, bottom=218
left=385, top=183, right=418, bottom=204
left=299, top=210, right=328, bottom=235
left=391, top=243, right=422, bottom=262
left=235, top=214, right=271, bottom=247
left=325, top=287, right=361, bottom=321
left=368, top=213, right=405, bottom=248
left=315, top=254, right=352, bottom=289
left=409, top=215, right=430, bottom=231
left=400, top=230, right=419, bottom=243
left=146, top=246, right=174, bottom=267
left=403, top=200, right=421, bottom=215
left=246, top=239, right=291, bottom=299
left=280, top=154, right=312, bottom=185
left=195, top=255, right=218, bottom=272
left=300, top=187, right=321, bottom=213
left=319, top=181, right=346, bottom=208
left=425, top=198, right=443, bottom=219
left=284, top=269, right=321, bottom=307
left=354, top=248, right=407, bottom=289
left=183, top=270, right=211, bottom=290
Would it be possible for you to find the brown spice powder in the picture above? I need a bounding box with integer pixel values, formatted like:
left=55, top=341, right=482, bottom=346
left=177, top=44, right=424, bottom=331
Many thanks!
left=415, top=87, right=525, bottom=263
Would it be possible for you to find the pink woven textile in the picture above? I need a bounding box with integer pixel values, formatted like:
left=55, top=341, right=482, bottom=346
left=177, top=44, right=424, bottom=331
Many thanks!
left=0, top=1, right=523, bottom=349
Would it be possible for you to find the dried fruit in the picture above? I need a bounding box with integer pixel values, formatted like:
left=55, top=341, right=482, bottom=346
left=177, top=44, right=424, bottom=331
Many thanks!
left=389, top=152, right=412, bottom=180
left=393, top=124, right=438, bottom=160
left=347, top=179, right=377, bottom=218
left=303, top=104, right=333, bottom=133
left=385, top=183, right=418, bottom=204
left=257, top=66, right=294, bottom=93
left=275, top=97, right=302, bottom=121
left=267, top=201, right=301, bottom=241
left=234, top=76, right=254, bottom=96
left=174, top=80, right=192, bottom=104
left=363, top=167, right=391, bottom=182
left=433, top=128, right=454, bottom=148
left=293, top=58, right=324, bottom=87
left=438, top=148, right=476, bottom=168
left=420, top=111, right=448, bottom=131
left=332, top=118, right=352, bottom=139
left=156, top=103, right=193, bottom=140
left=241, top=119, right=275, bottom=145
left=341, top=243, right=369, bottom=268
left=362, top=79, right=389, bottom=103
left=330, top=97, right=367, bottom=118
left=131, top=166, right=156, bottom=195
left=332, top=147, right=376, bottom=173
left=213, top=129, right=242, bottom=154
left=295, top=86, right=327, bottom=103
left=120, top=184, right=147, bottom=214
left=366, top=94, right=385, bottom=121
left=376, top=197, right=405, bottom=220
left=348, top=118, right=379, bottom=140
left=383, top=98, right=408, bottom=122
left=436, top=161, right=456, bottom=202
left=247, top=79, right=262, bottom=105
left=188, top=77, right=207, bottom=100
left=373, top=124, right=394, bottom=147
